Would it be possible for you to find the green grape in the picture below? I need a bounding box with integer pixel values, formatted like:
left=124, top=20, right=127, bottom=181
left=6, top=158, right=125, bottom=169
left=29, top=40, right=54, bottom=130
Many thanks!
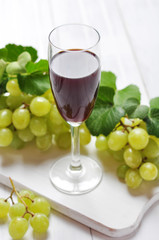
left=55, top=132, right=71, bottom=149
left=30, top=213, right=49, bottom=233
left=0, top=109, right=12, bottom=128
left=0, top=95, right=8, bottom=110
left=6, top=61, right=24, bottom=74
left=95, top=134, right=108, bottom=151
left=139, top=120, right=147, bottom=130
left=131, top=118, right=142, bottom=127
left=108, top=130, right=128, bottom=151
left=6, top=78, right=22, bottom=96
left=112, top=149, right=124, bottom=162
left=125, top=169, right=142, bottom=189
left=22, top=93, right=34, bottom=104
left=0, top=128, right=13, bottom=147
left=6, top=95, right=23, bottom=110
left=0, top=198, right=10, bottom=218
left=17, top=127, right=34, bottom=142
left=17, top=51, right=31, bottom=68
left=42, top=88, right=55, bottom=104
left=0, top=59, right=6, bottom=80
left=124, top=147, right=142, bottom=169
left=47, top=120, right=69, bottom=135
left=142, top=138, right=159, bottom=158
left=139, top=162, right=158, bottom=181
left=18, top=190, right=35, bottom=207
left=49, top=104, right=63, bottom=125
left=36, top=134, right=52, bottom=151
left=12, top=108, right=30, bottom=130
left=9, top=203, right=25, bottom=219
left=150, top=135, right=159, bottom=146
left=117, top=164, right=129, bottom=179
left=9, top=217, right=28, bottom=239
left=128, top=127, right=149, bottom=150
left=30, top=96, right=51, bottom=117
left=30, top=197, right=50, bottom=216
left=30, top=117, right=47, bottom=136
left=10, top=132, right=25, bottom=149
left=79, top=126, right=91, bottom=145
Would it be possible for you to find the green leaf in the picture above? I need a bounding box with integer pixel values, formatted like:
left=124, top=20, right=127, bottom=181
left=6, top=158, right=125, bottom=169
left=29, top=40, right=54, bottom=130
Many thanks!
left=97, top=87, right=115, bottom=104
left=145, top=117, right=159, bottom=138
left=0, top=77, right=8, bottom=94
left=150, top=97, right=159, bottom=109
left=0, top=44, right=38, bottom=62
left=100, top=71, right=116, bottom=90
left=129, top=105, right=149, bottom=119
left=86, top=106, right=125, bottom=136
left=150, top=108, right=159, bottom=120
left=17, top=73, right=50, bottom=95
left=26, top=60, right=49, bottom=73
left=114, top=84, right=141, bottom=106
left=122, top=98, right=139, bottom=115
left=0, top=48, right=8, bottom=61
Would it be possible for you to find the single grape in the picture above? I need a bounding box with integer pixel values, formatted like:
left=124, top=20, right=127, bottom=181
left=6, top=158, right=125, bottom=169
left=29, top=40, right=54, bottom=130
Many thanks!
left=124, top=147, right=142, bottom=169
left=139, top=120, right=147, bottom=130
left=142, top=138, right=159, bottom=158
left=17, top=127, right=34, bottom=142
left=128, top=127, right=149, bottom=150
left=9, top=203, right=26, bottom=219
left=139, top=162, right=158, bottom=181
left=47, top=120, right=69, bottom=135
left=30, top=213, right=49, bottom=233
left=6, top=78, right=22, bottom=96
left=49, top=104, right=63, bottom=125
left=30, top=96, right=51, bottom=117
left=36, top=134, right=52, bottom=151
left=0, top=198, right=10, bottom=218
left=108, top=130, right=128, bottom=151
left=0, top=95, right=8, bottom=110
left=17, top=51, right=31, bottom=68
left=18, top=190, right=35, bottom=207
left=95, top=134, right=108, bottom=151
left=55, top=132, right=71, bottom=149
left=42, top=88, right=55, bottom=104
left=6, top=95, right=23, bottom=110
left=125, top=169, right=142, bottom=189
left=9, top=217, right=28, bottom=239
left=79, top=126, right=91, bottom=145
left=6, top=61, right=24, bottom=74
left=0, top=109, right=12, bottom=128
left=0, top=128, right=13, bottom=147
left=30, top=197, right=50, bottom=216
left=22, top=93, right=34, bottom=104
left=10, top=132, right=25, bottom=149
left=12, top=108, right=30, bottom=130
left=117, top=164, right=129, bottom=179
left=30, top=116, right=47, bottom=136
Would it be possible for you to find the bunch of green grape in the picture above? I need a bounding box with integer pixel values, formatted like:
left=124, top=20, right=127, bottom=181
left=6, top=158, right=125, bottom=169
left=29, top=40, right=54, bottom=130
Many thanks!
left=95, top=117, right=159, bottom=189
left=0, top=52, right=91, bottom=151
left=0, top=183, right=50, bottom=239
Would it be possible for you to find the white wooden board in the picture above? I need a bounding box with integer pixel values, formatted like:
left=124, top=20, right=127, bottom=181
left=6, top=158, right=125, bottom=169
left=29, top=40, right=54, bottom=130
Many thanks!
left=1, top=139, right=159, bottom=238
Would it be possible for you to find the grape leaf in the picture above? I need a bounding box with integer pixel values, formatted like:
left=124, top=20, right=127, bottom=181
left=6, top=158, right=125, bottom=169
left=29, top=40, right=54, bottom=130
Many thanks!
left=86, top=106, right=125, bottom=136
left=26, top=60, right=49, bottom=73
left=150, top=97, right=159, bottom=109
left=145, top=117, right=159, bottom=138
left=0, top=44, right=38, bottom=62
left=0, top=77, right=8, bottom=94
left=122, top=98, right=139, bottom=115
left=18, top=73, right=50, bottom=95
left=129, top=105, right=149, bottom=119
left=97, top=87, right=115, bottom=104
left=100, top=71, right=116, bottom=90
left=114, top=84, right=141, bottom=106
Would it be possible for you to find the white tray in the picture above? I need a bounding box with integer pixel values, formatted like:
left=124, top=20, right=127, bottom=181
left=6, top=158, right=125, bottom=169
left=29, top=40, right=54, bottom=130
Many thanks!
left=0, top=139, right=159, bottom=238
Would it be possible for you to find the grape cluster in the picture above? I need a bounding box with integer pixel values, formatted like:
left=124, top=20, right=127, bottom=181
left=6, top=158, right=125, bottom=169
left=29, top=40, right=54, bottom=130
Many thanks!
left=0, top=178, right=50, bottom=239
left=95, top=117, right=159, bottom=189
left=0, top=51, right=91, bottom=151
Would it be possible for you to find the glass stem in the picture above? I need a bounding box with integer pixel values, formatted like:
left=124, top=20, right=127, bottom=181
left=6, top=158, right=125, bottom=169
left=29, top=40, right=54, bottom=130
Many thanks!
left=70, top=125, right=82, bottom=171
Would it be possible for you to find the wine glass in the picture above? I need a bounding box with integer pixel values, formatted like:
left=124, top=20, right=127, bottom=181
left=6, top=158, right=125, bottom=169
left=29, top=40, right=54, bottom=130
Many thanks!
left=48, top=24, right=102, bottom=194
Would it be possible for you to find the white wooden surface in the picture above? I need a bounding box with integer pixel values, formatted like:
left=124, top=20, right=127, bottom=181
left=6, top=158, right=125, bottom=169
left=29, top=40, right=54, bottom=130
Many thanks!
left=0, top=0, right=159, bottom=239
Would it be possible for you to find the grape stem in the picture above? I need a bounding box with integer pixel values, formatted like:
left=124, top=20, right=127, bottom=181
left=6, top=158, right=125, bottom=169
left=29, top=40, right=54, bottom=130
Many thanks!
left=9, top=177, right=34, bottom=217
left=5, top=189, right=14, bottom=204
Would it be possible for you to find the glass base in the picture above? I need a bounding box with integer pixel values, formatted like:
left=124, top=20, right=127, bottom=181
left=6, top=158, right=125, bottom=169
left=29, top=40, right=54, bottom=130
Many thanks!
left=49, top=155, right=103, bottom=195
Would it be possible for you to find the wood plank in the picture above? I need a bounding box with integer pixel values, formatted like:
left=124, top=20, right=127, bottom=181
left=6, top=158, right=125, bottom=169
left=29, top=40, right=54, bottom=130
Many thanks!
left=0, top=184, right=92, bottom=240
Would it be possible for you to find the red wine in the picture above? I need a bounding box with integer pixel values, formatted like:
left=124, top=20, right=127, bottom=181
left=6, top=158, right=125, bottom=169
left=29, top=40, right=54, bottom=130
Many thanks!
left=50, top=50, right=100, bottom=123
